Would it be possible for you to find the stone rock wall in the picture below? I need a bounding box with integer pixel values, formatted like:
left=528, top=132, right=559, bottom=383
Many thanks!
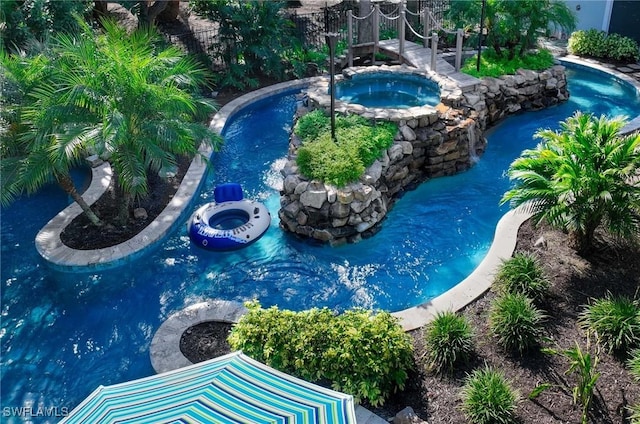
left=279, top=65, right=568, bottom=245
left=465, top=65, right=569, bottom=128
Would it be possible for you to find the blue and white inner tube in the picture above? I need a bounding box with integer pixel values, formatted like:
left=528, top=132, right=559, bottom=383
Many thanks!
left=188, top=200, right=271, bottom=251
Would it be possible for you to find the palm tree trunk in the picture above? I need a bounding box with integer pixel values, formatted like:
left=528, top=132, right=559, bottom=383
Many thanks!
left=57, top=173, right=103, bottom=227
left=139, top=0, right=169, bottom=27
left=116, top=191, right=132, bottom=226
left=570, top=225, right=597, bottom=256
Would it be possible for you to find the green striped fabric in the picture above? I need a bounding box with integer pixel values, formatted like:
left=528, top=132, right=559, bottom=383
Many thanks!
left=60, top=352, right=357, bottom=424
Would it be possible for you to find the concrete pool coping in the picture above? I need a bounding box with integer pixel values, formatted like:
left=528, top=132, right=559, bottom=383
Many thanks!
left=36, top=56, right=639, bottom=326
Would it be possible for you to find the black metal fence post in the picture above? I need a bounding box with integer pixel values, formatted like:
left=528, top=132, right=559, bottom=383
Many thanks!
left=324, top=32, right=339, bottom=142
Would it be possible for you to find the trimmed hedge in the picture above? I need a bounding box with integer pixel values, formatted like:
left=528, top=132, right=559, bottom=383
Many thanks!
left=228, top=301, right=414, bottom=406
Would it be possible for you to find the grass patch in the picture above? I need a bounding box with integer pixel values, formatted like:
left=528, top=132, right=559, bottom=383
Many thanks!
left=493, top=252, right=551, bottom=303
left=462, top=49, right=555, bottom=78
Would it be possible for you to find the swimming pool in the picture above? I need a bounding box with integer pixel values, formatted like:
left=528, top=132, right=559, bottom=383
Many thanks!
left=335, top=72, right=441, bottom=108
left=1, top=64, right=639, bottom=421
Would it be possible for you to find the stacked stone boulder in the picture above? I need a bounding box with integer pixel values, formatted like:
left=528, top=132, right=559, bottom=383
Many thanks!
left=468, top=65, right=569, bottom=127
left=279, top=65, right=568, bottom=245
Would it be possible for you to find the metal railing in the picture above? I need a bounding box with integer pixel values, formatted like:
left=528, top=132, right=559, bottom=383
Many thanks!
left=159, top=1, right=460, bottom=73
left=345, top=0, right=463, bottom=72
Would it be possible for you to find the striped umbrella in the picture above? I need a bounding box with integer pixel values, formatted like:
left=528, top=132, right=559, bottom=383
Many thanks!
left=60, top=351, right=357, bottom=424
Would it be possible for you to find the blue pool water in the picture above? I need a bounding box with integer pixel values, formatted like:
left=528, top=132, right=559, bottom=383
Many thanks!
left=1, top=65, right=639, bottom=421
left=335, top=72, right=441, bottom=108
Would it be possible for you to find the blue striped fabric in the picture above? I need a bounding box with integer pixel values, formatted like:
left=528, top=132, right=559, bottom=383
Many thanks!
left=60, top=352, right=357, bottom=424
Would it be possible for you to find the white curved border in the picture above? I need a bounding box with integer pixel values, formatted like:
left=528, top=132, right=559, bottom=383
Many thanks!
left=149, top=300, right=248, bottom=374
left=391, top=206, right=531, bottom=330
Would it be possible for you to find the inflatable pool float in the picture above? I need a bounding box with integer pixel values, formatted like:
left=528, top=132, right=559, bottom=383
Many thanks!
left=188, top=183, right=270, bottom=251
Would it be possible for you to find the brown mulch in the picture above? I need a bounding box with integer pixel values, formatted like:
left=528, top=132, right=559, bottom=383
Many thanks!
left=60, top=155, right=191, bottom=249
left=364, top=220, right=640, bottom=424
left=180, top=321, right=233, bottom=363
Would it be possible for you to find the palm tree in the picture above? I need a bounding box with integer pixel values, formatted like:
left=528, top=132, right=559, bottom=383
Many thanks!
left=1, top=18, right=222, bottom=226
left=447, top=0, right=576, bottom=60
left=501, top=112, right=640, bottom=254
left=1, top=48, right=104, bottom=225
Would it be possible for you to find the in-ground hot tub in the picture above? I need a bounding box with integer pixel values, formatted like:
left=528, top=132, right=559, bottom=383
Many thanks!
left=335, top=71, right=441, bottom=108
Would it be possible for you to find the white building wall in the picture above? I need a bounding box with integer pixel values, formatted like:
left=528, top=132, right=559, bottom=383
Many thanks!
left=563, top=0, right=611, bottom=31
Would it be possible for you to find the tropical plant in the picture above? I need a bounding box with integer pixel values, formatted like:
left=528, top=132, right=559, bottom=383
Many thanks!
left=423, top=310, right=474, bottom=374
left=578, top=294, right=640, bottom=353
left=0, top=0, right=92, bottom=52
left=228, top=301, right=414, bottom=406
left=282, top=40, right=327, bottom=79
left=541, top=342, right=601, bottom=424
left=489, top=292, right=547, bottom=354
left=493, top=252, right=550, bottom=303
left=460, top=366, right=520, bottom=424
left=1, top=18, right=221, bottom=226
left=501, top=112, right=640, bottom=254
left=447, top=0, right=576, bottom=60
left=190, top=0, right=297, bottom=90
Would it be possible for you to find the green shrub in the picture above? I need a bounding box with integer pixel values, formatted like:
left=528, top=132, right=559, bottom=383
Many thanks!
left=489, top=292, right=547, bottom=354
left=568, top=29, right=608, bottom=58
left=294, top=111, right=397, bottom=187
left=462, top=49, right=555, bottom=78
left=568, top=29, right=640, bottom=63
left=606, top=33, right=640, bottom=62
left=461, top=366, right=520, bottom=424
left=1, top=0, right=92, bottom=52
left=296, top=134, right=364, bottom=187
left=294, top=109, right=330, bottom=142
left=228, top=301, right=414, bottom=406
left=283, top=42, right=327, bottom=78
left=493, top=252, right=550, bottom=302
left=629, top=348, right=640, bottom=381
left=578, top=294, right=640, bottom=353
left=190, top=0, right=300, bottom=89
left=424, top=310, right=474, bottom=374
